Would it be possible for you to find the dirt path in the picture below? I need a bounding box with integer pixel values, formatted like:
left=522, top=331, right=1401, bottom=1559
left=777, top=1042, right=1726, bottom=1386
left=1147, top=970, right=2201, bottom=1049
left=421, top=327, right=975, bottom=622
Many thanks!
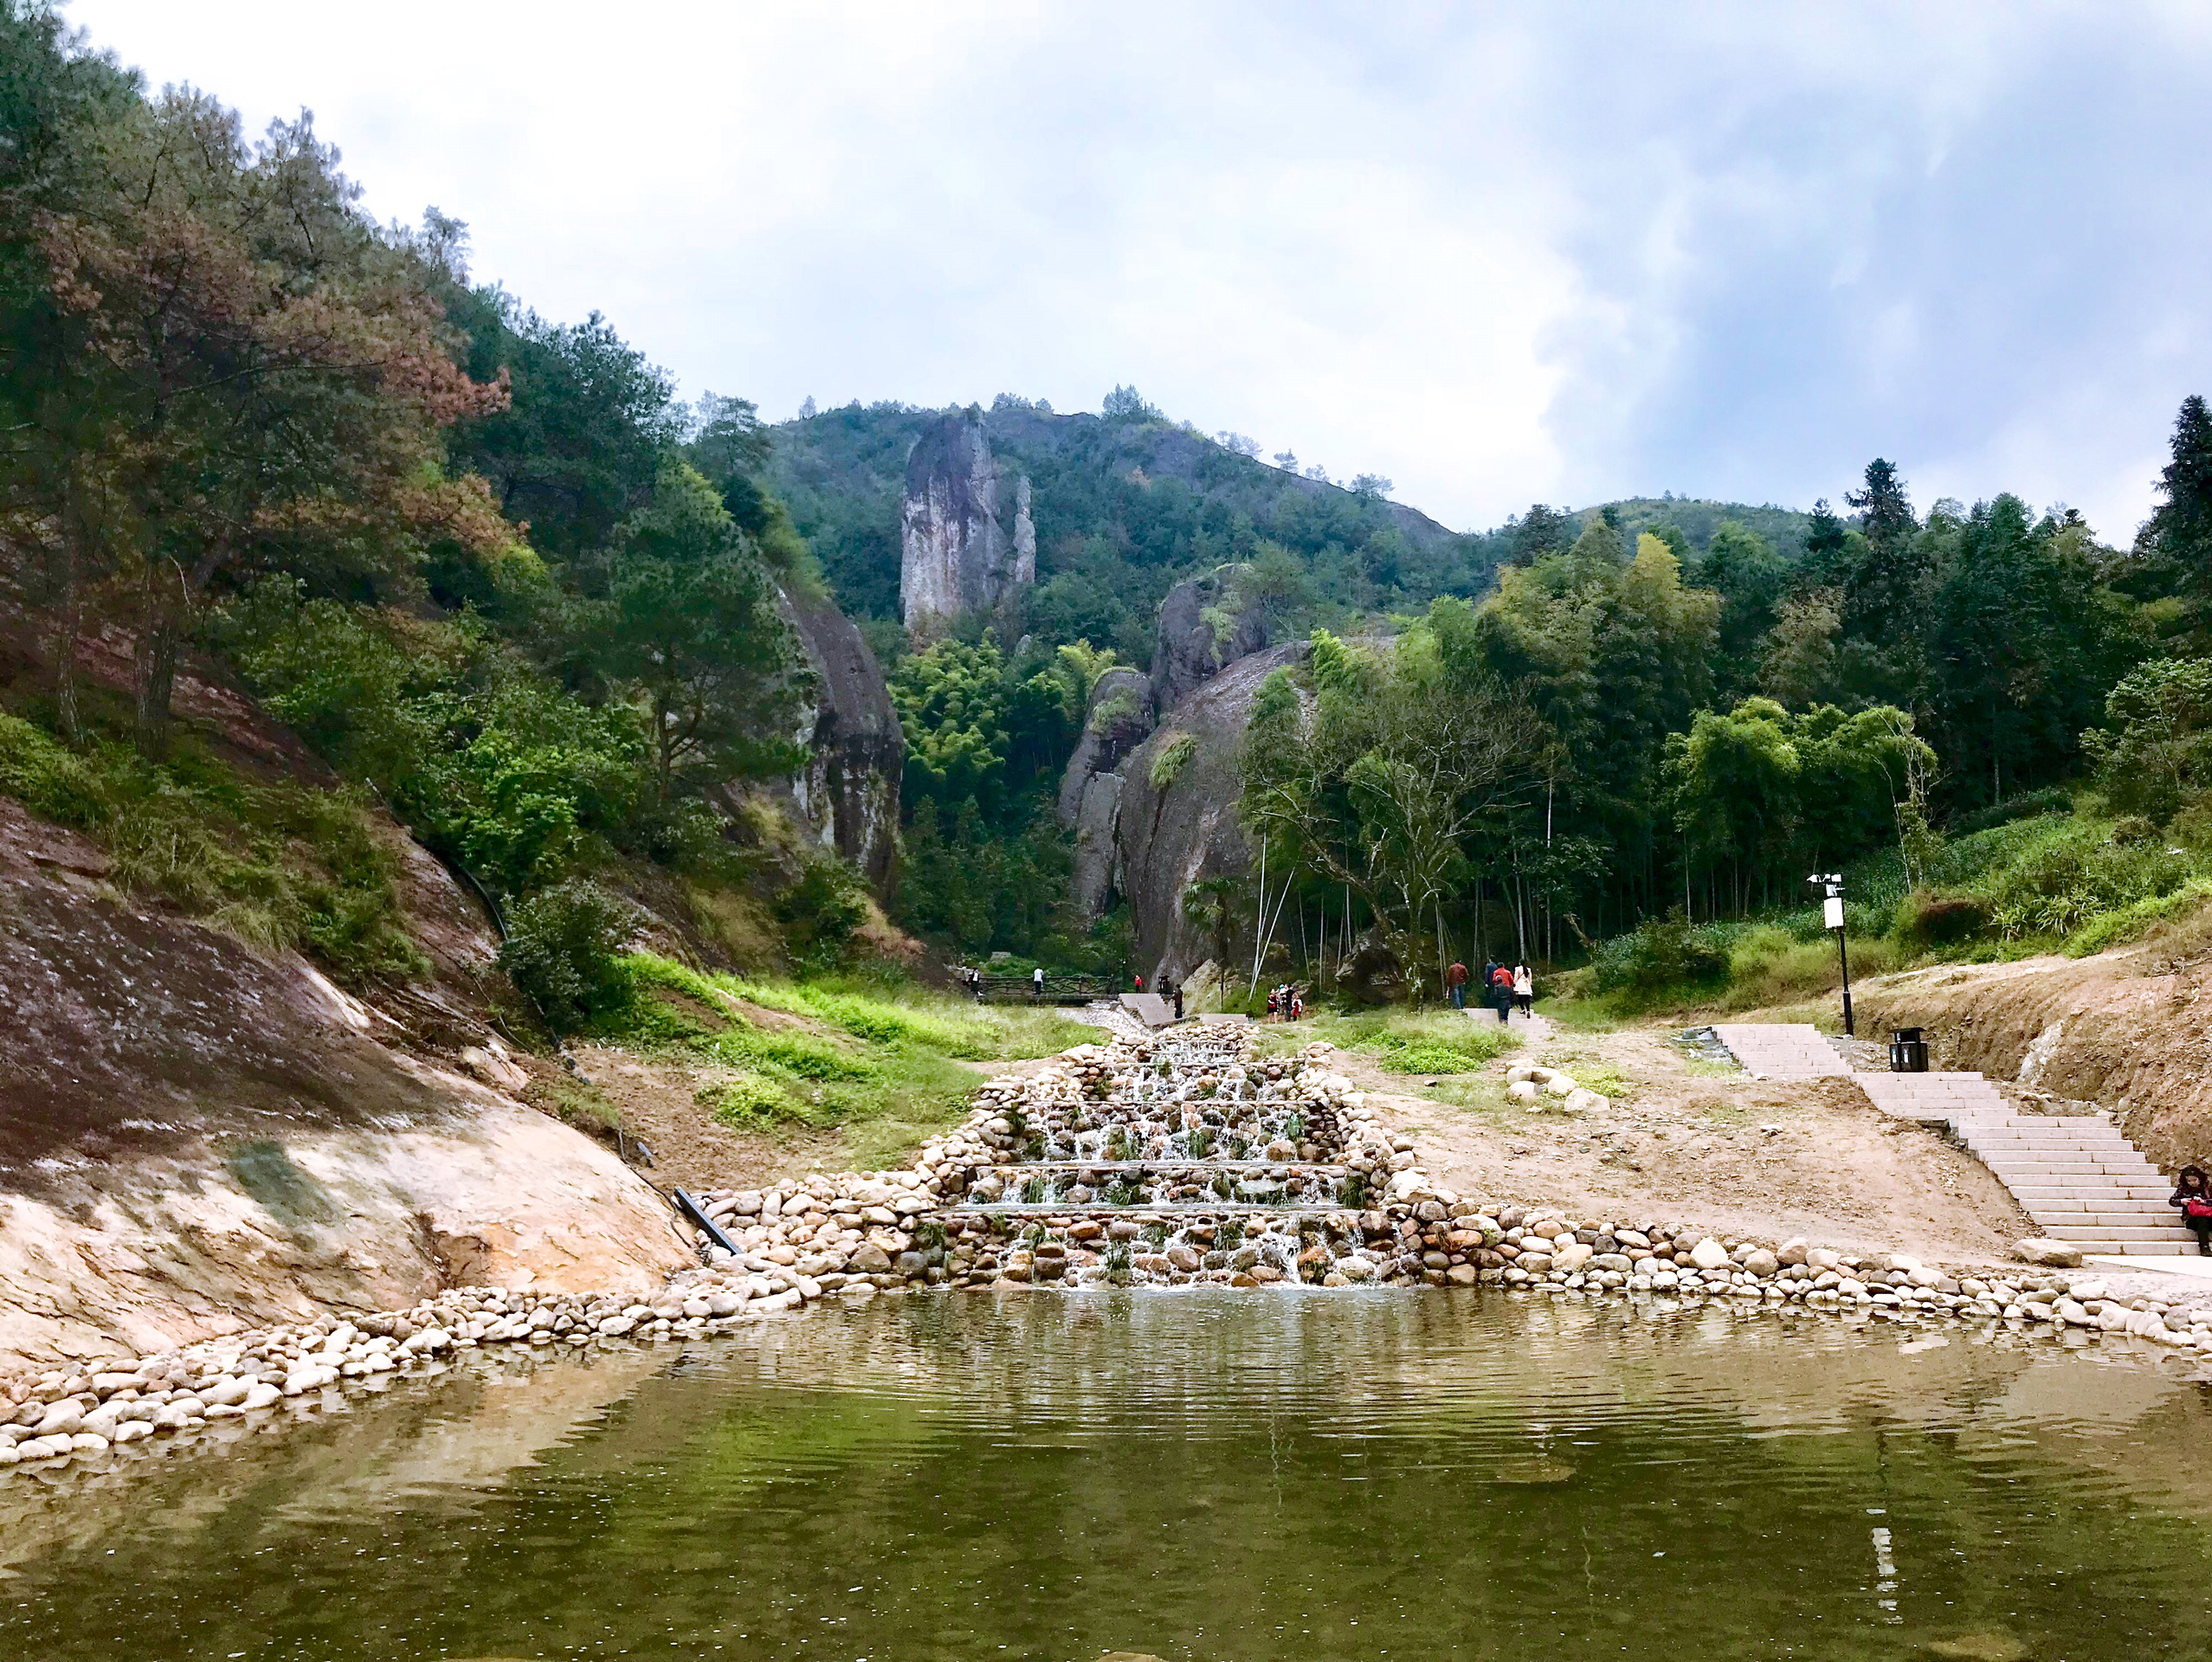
left=1343, top=1019, right=2037, bottom=1266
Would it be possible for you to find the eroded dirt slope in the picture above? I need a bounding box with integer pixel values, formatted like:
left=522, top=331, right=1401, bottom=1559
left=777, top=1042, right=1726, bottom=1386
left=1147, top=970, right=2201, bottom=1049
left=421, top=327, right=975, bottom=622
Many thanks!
left=1842, top=915, right=2212, bottom=1175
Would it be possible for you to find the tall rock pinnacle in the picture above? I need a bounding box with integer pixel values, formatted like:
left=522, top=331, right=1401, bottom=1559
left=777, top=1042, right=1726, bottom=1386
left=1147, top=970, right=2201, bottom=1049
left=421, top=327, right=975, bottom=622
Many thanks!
left=899, top=411, right=1035, bottom=635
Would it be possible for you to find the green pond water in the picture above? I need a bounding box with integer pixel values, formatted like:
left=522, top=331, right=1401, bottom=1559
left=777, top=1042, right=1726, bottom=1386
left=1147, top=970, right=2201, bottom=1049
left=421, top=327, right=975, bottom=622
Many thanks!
left=3, top=1291, right=2210, bottom=1660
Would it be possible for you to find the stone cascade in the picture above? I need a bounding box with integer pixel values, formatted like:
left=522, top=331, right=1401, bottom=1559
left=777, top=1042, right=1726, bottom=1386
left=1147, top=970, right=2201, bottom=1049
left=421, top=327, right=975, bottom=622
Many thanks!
left=1710, top=1024, right=2193, bottom=1257
left=932, top=1029, right=1414, bottom=1285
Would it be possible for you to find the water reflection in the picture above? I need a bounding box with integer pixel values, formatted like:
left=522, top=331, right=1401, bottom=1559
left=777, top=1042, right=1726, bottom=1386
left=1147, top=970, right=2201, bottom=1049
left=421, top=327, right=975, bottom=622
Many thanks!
left=2, top=1291, right=2208, bottom=1660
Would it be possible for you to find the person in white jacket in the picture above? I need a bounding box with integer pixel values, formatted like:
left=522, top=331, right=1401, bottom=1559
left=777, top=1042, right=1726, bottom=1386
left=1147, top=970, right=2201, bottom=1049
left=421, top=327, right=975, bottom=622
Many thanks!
left=1512, top=964, right=1533, bottom=1017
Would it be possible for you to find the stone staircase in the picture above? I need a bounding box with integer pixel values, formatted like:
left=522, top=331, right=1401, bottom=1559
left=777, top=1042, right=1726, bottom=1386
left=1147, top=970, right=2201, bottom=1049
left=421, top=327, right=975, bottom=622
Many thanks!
left=1709, top=1023, right=1854, bottom=1079
left=1711, top=1024, right=2191, bottom=1257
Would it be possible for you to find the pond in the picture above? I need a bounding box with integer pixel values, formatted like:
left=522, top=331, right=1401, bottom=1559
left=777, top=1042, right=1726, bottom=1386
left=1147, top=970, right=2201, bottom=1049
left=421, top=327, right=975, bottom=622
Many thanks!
left=3, top=1291, right=2209, bottom=1660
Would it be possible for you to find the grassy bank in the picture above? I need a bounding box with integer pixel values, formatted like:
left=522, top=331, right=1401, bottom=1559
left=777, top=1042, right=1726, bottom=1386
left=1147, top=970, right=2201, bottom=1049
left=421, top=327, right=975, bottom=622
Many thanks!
left=600, top=955, right=1099, bottom=1169
left=1255, top=1007, right=1520, bottom=1075
left=1554, top=801, right=2212, bottom=1021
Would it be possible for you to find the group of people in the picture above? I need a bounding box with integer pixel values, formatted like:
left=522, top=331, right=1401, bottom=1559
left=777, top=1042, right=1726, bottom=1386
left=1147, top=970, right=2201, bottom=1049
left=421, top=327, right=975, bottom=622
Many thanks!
left=1265, top=984, right=1304, bottom=1021
left=1445, top=958, right=1533, bottom=1022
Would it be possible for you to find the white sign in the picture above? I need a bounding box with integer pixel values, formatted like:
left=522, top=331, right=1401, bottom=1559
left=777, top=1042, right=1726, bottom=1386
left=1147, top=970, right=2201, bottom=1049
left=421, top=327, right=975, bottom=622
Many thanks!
left=1824, top=897, right=1846, bottom=931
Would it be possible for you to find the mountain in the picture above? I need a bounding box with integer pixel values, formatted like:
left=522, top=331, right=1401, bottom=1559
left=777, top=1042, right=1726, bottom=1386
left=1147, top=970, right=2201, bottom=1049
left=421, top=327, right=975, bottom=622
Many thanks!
left=767, top=397, right=1485, bottom=663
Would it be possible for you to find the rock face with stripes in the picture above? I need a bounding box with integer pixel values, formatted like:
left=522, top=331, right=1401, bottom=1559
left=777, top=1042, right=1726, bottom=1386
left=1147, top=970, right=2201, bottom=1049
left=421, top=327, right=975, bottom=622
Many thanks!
left=899, top=411, right=1035, bottom=636
left=1711, top=1024, right=2193, bottom=1256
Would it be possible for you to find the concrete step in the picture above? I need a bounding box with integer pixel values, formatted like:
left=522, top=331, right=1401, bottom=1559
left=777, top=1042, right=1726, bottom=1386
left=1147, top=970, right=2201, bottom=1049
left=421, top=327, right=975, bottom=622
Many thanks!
left=2041, top=1223, right=2195, bottom=1242
left=2010, top=1186, right=2174, bottom=1201
left=2021, top=1198, right=2181, bottom=1215
left=2029, top=1210, right=2190, bottom=1229
left=1711, top=1024, right=1854, bottom=1079
left=2055, top=1241, right=2193, bottom=1256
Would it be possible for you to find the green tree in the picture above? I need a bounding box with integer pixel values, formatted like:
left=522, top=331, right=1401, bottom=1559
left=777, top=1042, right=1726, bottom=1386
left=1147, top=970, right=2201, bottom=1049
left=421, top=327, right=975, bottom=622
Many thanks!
left=1697, top=519, right=1786, bottom=698
left=2083, top=657, right=2212, bottom=824
left=2131, top=394, right=2212, bottom=627
left=595, top=461, right=798, bottom=801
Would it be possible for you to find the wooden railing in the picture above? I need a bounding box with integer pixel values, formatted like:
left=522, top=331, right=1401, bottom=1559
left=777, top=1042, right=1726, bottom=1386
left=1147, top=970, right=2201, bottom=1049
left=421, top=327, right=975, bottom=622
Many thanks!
left=965, top=974, right=1120, bottom=1005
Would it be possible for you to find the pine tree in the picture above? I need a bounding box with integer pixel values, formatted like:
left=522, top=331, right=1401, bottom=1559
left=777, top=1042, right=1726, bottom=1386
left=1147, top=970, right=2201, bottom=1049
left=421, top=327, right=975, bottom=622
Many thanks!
left=2133, top=395, right=2212, bottom=625
left=1841, top=459, right=1924, bottom=639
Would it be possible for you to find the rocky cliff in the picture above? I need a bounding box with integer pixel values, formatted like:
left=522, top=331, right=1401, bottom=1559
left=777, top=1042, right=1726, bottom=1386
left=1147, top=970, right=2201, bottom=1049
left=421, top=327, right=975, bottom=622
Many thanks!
left=900, top=411, right=1035, bottom=635
left=1112, top=642, right=1310, bottom=982
left=771, top=583, right=904, bottom=895
left=1150, top=565, right=1271, bottom=713
left=1057, top=570, right=1284, bottom=940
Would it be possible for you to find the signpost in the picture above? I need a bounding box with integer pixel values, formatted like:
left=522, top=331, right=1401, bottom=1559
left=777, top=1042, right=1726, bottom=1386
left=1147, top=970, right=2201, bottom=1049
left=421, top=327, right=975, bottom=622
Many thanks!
left=1809, top=873, right=1854, bottom=1038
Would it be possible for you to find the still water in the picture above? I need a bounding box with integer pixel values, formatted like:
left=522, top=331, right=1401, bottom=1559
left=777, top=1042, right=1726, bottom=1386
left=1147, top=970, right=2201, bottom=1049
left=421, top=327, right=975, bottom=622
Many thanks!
left=3, top=1292, right=2210, bottom=1660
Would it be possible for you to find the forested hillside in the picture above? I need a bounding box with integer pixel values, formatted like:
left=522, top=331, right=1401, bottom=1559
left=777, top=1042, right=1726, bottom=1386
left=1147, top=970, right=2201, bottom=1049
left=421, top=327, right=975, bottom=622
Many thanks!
left=4, top=2, right=2209, bottom=1018
left=769, top=390, right=1491, bottom=665
left=1237, top=421, right=2212, bottom=1006
left=0, top=6, right=871, bottom=1038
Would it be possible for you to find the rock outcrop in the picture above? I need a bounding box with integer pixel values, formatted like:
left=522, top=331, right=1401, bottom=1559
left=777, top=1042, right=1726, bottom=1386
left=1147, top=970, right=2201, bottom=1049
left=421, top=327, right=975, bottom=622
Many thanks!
left=1060, top=573, right=1281, bottom=930
left=900, top=411, right=1035, bottom=635
left=1056, top=667, right=1154, bottom=915
left=0, top=798, right=690, bottom=1372
left=1112, top=642, right=1310, bottom=982
left=774, top=584, right=903, bottom=895
left=1151, top=566, right=1270, bottom=713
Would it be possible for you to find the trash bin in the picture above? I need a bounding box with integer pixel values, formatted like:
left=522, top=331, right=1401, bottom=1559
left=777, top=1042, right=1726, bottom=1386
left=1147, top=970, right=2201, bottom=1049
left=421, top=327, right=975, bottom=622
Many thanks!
left=1889, top=1027, right=1929, bottom=1073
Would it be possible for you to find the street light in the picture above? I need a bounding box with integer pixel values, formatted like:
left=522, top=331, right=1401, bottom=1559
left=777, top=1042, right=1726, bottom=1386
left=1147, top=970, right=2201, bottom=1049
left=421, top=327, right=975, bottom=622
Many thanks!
left=1809, top=873, right=1854, bottom=1037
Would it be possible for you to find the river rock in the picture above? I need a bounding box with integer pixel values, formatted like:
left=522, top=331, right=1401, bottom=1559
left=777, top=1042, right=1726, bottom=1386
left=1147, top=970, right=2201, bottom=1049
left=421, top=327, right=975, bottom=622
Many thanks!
left=1689, top=1238, right=1732, bottom=1271
left=1742, top=1249, right=1779, bottom=1278
left=2014, top=1238, right=2084, bottom=1268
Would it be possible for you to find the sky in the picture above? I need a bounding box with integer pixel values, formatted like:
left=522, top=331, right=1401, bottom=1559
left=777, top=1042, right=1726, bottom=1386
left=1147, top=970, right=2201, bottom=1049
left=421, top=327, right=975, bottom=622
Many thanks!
left=64, top=1, right=2212, bottom=541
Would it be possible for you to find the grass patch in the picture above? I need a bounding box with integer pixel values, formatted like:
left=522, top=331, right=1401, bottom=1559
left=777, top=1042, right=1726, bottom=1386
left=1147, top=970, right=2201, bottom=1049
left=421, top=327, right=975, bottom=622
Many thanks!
left=603, top=953, right=1100, bottom=1159
left=1288, top=1007, right=1519, bottom=1073
left=0, top=709, right=422, bottom=983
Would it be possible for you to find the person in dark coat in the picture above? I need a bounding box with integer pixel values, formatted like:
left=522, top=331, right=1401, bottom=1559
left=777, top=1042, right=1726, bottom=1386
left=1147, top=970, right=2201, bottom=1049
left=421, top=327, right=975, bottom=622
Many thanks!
left=2171, top=1165, right=2212, bottom=1255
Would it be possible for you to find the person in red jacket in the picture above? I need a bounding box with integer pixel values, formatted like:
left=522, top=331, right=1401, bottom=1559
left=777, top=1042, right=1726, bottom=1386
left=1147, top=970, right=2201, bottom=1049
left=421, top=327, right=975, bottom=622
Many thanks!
left=1446, top=959, right=1469, bottom=1010
left=1488, top=962, right=1513, bottom=1024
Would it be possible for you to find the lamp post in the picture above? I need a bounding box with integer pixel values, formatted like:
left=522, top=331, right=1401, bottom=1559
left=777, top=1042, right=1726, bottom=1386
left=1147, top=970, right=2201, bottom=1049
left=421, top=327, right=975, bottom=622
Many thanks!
left=1809, top=873, right=1853, bottom=1037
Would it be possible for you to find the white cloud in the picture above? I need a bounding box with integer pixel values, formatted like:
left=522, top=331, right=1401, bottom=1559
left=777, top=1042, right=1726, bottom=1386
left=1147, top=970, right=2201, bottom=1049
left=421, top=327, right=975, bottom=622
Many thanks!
left=65, top=0, right=2212, bottom=540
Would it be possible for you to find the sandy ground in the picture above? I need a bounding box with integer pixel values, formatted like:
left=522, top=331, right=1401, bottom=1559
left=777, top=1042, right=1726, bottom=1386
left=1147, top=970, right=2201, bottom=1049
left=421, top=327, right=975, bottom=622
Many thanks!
left=1338, top=1017, right=2041, bottom=1266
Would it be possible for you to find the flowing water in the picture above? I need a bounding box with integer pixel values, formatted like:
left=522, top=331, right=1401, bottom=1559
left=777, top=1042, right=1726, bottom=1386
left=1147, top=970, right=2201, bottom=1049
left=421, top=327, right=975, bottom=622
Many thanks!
left=3, top=1292, right=2211, bottom=1660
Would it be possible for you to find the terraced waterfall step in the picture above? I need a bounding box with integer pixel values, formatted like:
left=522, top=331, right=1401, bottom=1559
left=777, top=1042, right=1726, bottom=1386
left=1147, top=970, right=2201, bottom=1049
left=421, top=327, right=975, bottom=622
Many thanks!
left=1709, top=1022, right=2192, bottom=1257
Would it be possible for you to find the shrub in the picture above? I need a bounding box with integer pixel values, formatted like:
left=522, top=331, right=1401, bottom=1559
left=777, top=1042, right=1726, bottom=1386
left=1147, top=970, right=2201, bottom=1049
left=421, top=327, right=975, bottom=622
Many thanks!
left=1948, top=787, right=2073, bottom=839
left=1589, top=913, right=1732, bottom=1003
left=1893, top=889, right=1991, bottom=948
left=0, top=713, right=422, bottom=982
left=500, top=880, right=636, bottom=1034
left=772, top=855, right=870, bottom=962
left=699, top=1073, right=796, bottom=1128
left=1150, top=732, right=1199, bottom=790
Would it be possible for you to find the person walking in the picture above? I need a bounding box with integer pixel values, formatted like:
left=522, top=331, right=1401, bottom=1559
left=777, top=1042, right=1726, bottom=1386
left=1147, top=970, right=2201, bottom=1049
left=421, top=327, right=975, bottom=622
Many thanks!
left=2171, top=1165, right=2212, bottom=1255
left=1488, top=962, right=1512, bottom=1024
left=1512, top=963, right=1533, bottom=1017
left=1170, top=979, right=1184, bottom=1021
left=1031, top=964, right=1045, bottom=1001
left=1446, top=958, right=1468, bottom=1010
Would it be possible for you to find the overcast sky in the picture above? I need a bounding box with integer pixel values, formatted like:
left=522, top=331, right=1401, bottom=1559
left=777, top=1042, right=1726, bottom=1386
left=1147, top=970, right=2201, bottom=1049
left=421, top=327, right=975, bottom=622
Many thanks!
left=64, top=2, right=2212, bottom=540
